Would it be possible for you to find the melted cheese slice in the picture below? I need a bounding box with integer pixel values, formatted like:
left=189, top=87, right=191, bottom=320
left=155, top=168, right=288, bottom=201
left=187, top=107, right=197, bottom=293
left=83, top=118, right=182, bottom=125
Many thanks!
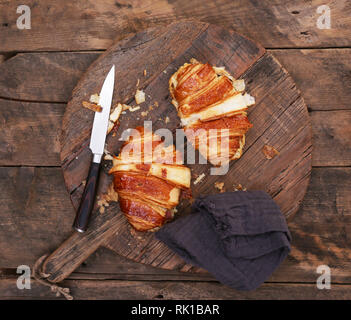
left=109, top=163, right=191, bottom=189
left=180, top=92, right=255, bottom=126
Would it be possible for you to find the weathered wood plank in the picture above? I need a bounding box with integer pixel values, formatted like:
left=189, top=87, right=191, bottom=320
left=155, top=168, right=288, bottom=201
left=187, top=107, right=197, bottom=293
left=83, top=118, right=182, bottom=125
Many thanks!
left=0, top=53, right=100, bottom=102
left=272, top=49, right=351, bottom=111
left=66, top=247, right=214, bottom=282
left=1, top=98, right=346, bottom=167
left=270, top=167, right=351, bottom=283
left=0, top=167, right=350, bottom=285
left=0, top=99, right=64, bottom=166
left=0, top=167, right=75, bottom=267
left=80, top=167, right=351, bottom=284
left=1, top=49, right=350, bottom=112
left=42, top=205, right=124, bottom=283
left=0, top=278, right=349, bottom=300
left=1, top=52, right=350, bottom=168
left=311, top=111, right=351, bottom=167
left=0, top=0, right=350, bottom=52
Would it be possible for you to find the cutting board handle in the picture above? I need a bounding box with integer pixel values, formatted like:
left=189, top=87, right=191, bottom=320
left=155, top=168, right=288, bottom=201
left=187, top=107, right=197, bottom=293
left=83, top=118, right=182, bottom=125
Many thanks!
left=41, top=208, right=122, bottom=283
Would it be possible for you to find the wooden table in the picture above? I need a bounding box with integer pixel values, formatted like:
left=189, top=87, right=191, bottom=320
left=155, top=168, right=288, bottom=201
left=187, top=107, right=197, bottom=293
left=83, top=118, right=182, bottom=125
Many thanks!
left=0, top=0, right=350, bottom=300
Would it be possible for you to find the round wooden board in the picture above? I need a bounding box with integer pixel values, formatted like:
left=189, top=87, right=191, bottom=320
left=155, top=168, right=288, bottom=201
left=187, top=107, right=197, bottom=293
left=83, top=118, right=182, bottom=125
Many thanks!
left=61, top=21, right=312, bottom=272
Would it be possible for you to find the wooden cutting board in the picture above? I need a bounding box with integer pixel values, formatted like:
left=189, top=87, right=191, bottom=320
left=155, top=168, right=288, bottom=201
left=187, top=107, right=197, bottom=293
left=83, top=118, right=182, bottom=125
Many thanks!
left=59, top=21, right=312, bottom=273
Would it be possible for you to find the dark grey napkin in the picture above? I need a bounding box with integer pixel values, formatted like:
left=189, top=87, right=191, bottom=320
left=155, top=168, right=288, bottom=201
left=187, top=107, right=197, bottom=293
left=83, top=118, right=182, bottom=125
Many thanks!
left=155, top=191, right=291, bottom=291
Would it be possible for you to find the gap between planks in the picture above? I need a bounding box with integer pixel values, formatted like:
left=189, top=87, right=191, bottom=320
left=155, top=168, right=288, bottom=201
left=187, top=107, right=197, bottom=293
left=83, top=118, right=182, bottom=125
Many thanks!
left=0, top=95, right=67, bottom=104
left=1, top=273, right=351, bottom=286
left=2, top=46, right=351, bottom=57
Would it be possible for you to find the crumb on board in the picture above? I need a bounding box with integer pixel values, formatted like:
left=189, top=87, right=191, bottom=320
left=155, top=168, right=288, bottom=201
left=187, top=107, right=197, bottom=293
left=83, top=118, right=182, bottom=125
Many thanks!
left=135, top=89, right=145, bottom=104
left=233, top=79, right=245, bottom=92
left=213, top=66, right=235, bottom=82
left=165, top=116, right=170, bottom=124
left=154, top=101, right=159, bottom=107
left=89, top=93, right=100, bottom=104
left=214, top=181, right=225, bottom=193
left=129, top=227, right=137, bottom=237
left=107, top=103, right=123, bottom=134
left=82, top=101, right=102, bottom=112
left=193, top=173, right=206, bottom=185
left=97, top=184, right=119, bottom=214
left=143, top=69, right=147, bottom=76
left=104, top=146, right=111, bottom=156
left=136, top=78, right=140, bottom=87
left=105, top=183, right=119, bottom=202
left=110, top=104, right=123, bottom=122
left=234, top=183, right=247, bottom=191
left=262, top=145, right=279, bottom=159
left=148, top=105, right=154, bottom=111
left=97, top=198, right=108, bottom=208
left=141, top=111, right=148, bottom=117
left=104, top=154, right=114, bottom=161
left=129, top=106, right=140, bottom=112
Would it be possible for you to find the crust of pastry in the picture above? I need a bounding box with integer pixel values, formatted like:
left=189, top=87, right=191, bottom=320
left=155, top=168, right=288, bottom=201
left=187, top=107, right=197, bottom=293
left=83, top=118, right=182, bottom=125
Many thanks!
left=169, top=59, right=254, bottom=166
left=110, top=127, right=191, bottom=231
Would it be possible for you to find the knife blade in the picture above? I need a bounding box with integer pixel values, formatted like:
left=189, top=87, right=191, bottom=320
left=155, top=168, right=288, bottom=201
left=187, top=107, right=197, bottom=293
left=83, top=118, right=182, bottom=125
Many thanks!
left=73, top=65, right=115, bottom=233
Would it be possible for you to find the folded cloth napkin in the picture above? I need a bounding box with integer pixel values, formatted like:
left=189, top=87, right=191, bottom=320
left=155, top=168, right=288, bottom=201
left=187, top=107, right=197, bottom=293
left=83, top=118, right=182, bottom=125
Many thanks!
left=155, top=191, right=291, bottom=291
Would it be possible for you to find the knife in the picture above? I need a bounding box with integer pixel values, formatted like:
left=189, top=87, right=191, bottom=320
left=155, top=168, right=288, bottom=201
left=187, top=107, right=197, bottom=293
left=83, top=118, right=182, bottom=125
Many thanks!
left=73, top=65, right=115, bottom=233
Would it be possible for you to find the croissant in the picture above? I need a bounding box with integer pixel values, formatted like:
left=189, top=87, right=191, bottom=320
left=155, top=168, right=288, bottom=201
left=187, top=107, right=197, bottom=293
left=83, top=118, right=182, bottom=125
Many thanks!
left=109, top=127, right=191, bottom=231
left=169, top=59, right=254, bottom=166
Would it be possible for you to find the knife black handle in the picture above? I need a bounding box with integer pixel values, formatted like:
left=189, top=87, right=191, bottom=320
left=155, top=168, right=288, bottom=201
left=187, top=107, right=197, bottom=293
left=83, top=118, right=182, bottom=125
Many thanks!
left=73, top=161, right=100, bottom=232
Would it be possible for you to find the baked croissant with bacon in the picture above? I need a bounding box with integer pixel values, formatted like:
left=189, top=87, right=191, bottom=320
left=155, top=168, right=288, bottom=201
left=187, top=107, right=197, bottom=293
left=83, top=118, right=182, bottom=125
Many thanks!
left=169, top=59, right=254, bottom=166
left=109, top=127, right=191, bottom=231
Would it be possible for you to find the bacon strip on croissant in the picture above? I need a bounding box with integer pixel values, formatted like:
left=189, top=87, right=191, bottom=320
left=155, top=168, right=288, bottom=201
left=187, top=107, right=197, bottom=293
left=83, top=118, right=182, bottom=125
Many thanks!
left=109, top=127, right=191, bottom=231
left=169, top=59, right=254, bottom=165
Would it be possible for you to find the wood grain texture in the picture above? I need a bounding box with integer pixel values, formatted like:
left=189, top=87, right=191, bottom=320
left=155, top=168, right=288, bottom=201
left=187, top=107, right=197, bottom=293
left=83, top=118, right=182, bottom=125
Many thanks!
left=0, top=99, right=64, bottom=166
left=0, top=98, right=348, bottom=167
left=58, top=21, right=311, bottom=274
left=42, top=205, right=123, bottom=283
left=0, top=0, right=348, bottom=301
left=0, top=0, right=350, bottom=52
left=273, top=49, right=351, bottom=112
left=1, top=278, right=350, bottom=300
left=1, top=49, right=349, bottom=109
left=311, top=111, right=351, bottom=167
left=0, top=167, right=74, bottom=267
left=282, top=167, right=351, bottom=283
left=0, top=53, right=100, bottom=102
left=1, top=167, right=350, bottom=285
left=75, top=167, right=351, bottom=284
